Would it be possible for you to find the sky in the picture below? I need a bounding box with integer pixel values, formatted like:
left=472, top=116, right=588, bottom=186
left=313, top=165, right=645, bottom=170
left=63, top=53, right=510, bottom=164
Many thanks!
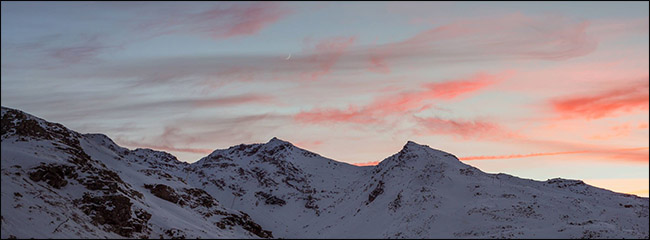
left=1, top=1, right=648, bottom=197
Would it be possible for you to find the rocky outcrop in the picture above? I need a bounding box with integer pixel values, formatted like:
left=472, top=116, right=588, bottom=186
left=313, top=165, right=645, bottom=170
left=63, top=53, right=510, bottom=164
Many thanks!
left=75, top=193, right=150, bottom=237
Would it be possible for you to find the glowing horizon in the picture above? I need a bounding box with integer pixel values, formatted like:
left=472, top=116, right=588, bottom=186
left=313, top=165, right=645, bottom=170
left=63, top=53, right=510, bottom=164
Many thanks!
left=1, top=2, right=648, bottom=197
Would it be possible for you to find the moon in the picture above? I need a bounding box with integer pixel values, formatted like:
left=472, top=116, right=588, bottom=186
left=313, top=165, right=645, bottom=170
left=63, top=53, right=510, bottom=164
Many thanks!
left=285, top=54, right=291, bottom=60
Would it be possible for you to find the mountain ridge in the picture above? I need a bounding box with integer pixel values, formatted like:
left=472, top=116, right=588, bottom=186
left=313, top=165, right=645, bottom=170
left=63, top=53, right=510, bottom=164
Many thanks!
left=1, top=105, right=648, bottom=239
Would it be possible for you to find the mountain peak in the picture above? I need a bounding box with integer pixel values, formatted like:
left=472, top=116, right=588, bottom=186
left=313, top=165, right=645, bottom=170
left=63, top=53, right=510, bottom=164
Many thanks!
left=373, top=140, right=466, bottom=170
left=268, top=136, right=287, bottom=143
left=401, top=140, right=438, bottom=154
left=266, top=137, right=294, bottom=147
left=404, top=140, right=425, bottom=148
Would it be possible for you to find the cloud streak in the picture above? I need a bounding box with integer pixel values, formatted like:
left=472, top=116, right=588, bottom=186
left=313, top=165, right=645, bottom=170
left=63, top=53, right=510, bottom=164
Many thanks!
left=302, top=36, right=356, bottom=80
left=460, top=147, right=649, bottom=163
left=295, top=71, right=512, bottom=124
left=551, top=79, right=649, bottom=119
left=41, top=12, right=601, bottom=87
left=358, top=13, right=598, bottom=74
left=414, top=116, right=517, bottom=140
left=139, top=2, right=291, bottom=39
left=116, top=138, right=214, bottom=155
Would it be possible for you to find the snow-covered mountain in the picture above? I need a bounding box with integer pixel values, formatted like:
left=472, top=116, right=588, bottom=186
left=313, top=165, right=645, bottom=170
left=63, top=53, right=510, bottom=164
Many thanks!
left=1, top=106, right=648, bottom=239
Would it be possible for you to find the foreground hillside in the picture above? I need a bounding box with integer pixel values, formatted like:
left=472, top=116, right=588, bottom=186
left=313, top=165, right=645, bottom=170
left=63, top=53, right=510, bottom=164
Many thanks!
left=1, top=106, right=648, bottom=238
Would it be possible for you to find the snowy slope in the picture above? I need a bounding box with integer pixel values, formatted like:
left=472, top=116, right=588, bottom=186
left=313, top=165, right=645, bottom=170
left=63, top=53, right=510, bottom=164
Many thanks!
left=184, top=137, right=365, bottom=237
left=1, top=106, right=648, bottom=239
left=1, top=107, right=273, bottom=239
left=312, top=141, right=649, bottom=238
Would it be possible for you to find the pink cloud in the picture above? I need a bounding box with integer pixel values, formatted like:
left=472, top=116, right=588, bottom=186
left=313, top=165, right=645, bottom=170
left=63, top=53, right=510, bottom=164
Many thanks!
left=588, top=17, right=649, bottom=40
left=192, top=94, right=275, bottom=107
left=368, top=55, right=390, bottom=74
left=460, top=147, right=649, bottom=163
left=141, top=2, right=291, bottom=39
left=302, top=36, right=357, bottom=80
left=460, top=150, right=590, bottom=161
left=422, top=71, right=514, bottom=100
left=551, top=80, right=649, bottom=119
left=295, top=71, right=512, bottom=124
left=363, top=13, right=598, bottom=74
left=608, top=149, right=650, bottom=163
left=294, top=105, right=375, bottom=124
left=588, top=123, right=639, bottom=140
left=414, top=116, right=517, bottom=140
left=49, top=46, right=107, bottom=64
left=60, top=13, right=607, bottom=87
left=2, top=34, right=121, bottom=69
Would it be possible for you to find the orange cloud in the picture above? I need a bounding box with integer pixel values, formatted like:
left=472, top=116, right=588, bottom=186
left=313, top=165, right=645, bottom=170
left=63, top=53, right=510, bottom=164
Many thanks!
left=352, top=161, right=381, bottom=166
left=422, top=71, right=513, bottom=100
left=295, top=71, right=512, bottom=124
left=294, top=105, right=376, bottom=124
left=460, top=147, right=649, bottom=163
left=551, top=80, right=649, bottom=119
left=460, top=150, right=589, bottom=161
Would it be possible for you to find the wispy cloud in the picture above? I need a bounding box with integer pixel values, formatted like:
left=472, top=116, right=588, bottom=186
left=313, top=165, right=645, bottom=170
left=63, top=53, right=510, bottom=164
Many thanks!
left=2, top=34, right=121, bottom=69
left=414, top=116, right=517, bottom=140
left=24, top=93, right=276, bottom=122
left=357, top=13, right=598, bottom=74
left=588, top=123, right=648, bottom=140
left=113, top=113, right=289, bottom=157
left=550, top=79, right=649, bottom=119
left=295, top=71, right=512, bottom=124
left=138, top=2, right=291, bottom=39
left=301, top=36, right=356, bottom=80
left=41, top=12, right=599, bottom=87
left=46, top=35, right=121, bottom=64
left=116, top=138, right=214, bottom=155
left=460, top=147, right=649, bottom=163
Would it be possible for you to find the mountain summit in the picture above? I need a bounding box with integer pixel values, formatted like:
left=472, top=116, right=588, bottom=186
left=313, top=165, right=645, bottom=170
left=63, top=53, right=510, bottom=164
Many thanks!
left=1, top=106, right=648, bottom=239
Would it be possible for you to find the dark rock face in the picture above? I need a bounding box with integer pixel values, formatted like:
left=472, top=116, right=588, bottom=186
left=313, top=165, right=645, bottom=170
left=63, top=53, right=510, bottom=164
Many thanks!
left=459, top=167, right=476, bottom=176
left=304, top=194, right=319, bottom=211
left=144, top=184, right=184, bottom=206
left=251, top=167, right=279, bottom=188
left=2, top=109, right=52, bottom=140
left=182, top=188, right=219, bottom=209
left=389, top=191, right=402, bottom=212
left=82, top=169, right=123, bottom=193
left=76, top=193, right=150, bottom=237
left=1, top=108, right=80, bottom=147
left=216, top=212, right=273, bottom=238
left=163, top=228, right=187, bottom=239
left=546, top=178, right=585, bottom=188
left=255, top=191, right=286, bottom=206
left=28, top=164, right=78, bottom=189
left=367, top=180, right=385, bottom=204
